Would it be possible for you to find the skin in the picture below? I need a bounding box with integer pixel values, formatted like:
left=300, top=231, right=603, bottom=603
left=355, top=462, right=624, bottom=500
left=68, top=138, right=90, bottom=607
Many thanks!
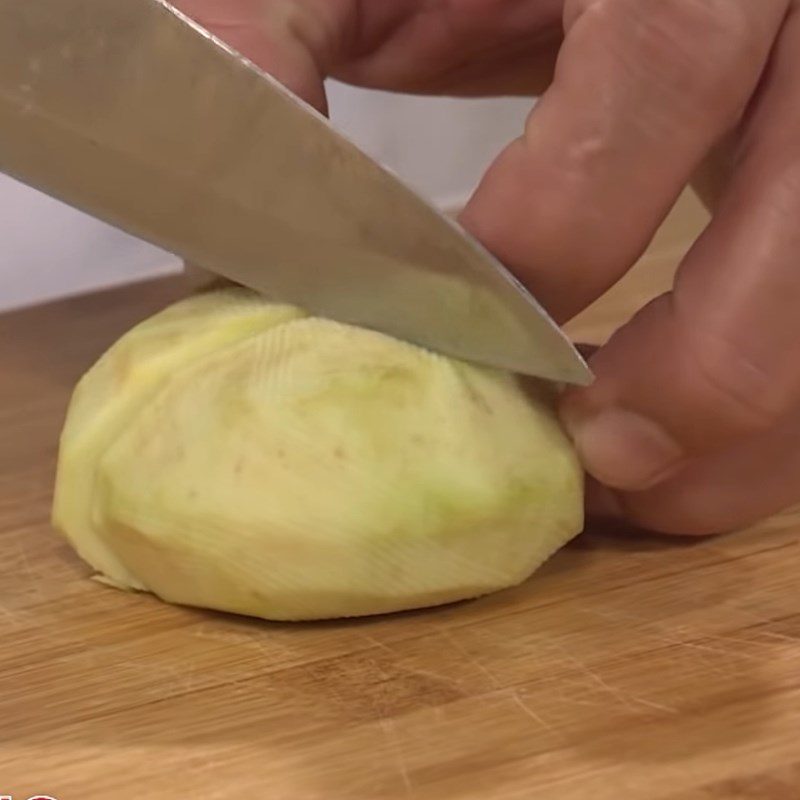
left=174, top=0, right=800, bottom=536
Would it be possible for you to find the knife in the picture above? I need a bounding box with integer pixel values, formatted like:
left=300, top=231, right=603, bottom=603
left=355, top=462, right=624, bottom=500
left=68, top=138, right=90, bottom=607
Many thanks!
left=0, top=0, right=591, bottom=384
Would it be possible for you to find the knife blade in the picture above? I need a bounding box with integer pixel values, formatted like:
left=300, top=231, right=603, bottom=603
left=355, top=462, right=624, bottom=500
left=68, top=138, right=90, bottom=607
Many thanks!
left=0, top=0, right=591, bottom=384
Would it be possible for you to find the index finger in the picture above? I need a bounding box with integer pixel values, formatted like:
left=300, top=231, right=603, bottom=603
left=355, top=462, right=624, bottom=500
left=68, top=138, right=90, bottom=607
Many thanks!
left=460, top=0, right=787, bottom=322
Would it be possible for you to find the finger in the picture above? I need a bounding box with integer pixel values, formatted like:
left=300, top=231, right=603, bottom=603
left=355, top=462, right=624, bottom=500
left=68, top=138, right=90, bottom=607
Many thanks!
left=562, top=7, right=800, bottom=498
left=334, top=3, right=563, bottom=96
left=461, top=0, right=788, bottom=321
left=173, top=1, right=564, bottom=101
left=691, top=132, right=738, bottom=211
left=171, top=0, right=346, bottom=108
left=595, top=404, right=800, bottom=536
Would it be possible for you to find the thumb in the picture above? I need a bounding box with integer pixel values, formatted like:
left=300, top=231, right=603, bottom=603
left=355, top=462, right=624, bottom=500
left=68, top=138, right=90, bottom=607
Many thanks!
left=560, top=273, right=800, bottom=495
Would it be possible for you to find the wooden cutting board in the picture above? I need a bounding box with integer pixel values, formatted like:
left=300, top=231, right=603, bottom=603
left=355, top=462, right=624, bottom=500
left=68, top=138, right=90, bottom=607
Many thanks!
left=1, top=191, right=798, bottom=800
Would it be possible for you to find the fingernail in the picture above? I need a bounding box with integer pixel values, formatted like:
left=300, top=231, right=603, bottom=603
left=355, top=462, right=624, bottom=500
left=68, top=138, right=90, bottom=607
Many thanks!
left=563, top=407, right=683, bottom=491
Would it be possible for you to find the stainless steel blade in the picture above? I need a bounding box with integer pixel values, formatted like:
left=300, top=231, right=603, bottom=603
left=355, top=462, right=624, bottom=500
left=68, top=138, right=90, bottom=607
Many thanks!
left=0, top=0, right=591, bottom=384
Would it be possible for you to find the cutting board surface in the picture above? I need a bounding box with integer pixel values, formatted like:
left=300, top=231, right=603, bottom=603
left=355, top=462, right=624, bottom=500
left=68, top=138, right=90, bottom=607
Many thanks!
left=1, top=193, right=799, bottom=799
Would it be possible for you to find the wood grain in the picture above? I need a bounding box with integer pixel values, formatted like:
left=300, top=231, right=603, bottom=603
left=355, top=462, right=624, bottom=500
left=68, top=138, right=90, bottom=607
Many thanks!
left=1, top=191, right=799, bottom=800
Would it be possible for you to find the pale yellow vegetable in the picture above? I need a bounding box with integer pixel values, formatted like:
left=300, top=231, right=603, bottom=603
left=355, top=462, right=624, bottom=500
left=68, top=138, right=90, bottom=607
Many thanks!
left=53, top=287, right=583, bottom=620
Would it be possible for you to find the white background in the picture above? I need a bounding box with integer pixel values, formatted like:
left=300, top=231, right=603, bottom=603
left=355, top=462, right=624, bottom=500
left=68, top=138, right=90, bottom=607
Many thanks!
left=0, top=85, right=531, bottom=312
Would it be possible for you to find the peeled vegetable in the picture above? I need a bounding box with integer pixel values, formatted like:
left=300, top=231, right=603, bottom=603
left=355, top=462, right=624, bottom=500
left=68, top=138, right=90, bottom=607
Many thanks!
left=52, top=286, right=583, bottom=620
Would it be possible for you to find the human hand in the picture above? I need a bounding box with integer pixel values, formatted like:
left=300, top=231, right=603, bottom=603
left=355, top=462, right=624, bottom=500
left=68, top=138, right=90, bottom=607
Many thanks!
left=172, top=0, right=564, bottom=109
left=461, top=0, right=800, bottom=536
left=173, top=0, right=800, bottom=536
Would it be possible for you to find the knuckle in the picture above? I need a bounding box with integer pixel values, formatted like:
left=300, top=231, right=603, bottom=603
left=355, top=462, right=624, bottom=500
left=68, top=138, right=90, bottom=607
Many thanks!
left=570, top=0, right=757, bottom=50
left=563, top=0, right=622, bottom=34
left=684, top=327, right=787, bottom=434
left=659, top=0, right=756, bottom=52
left=566, top=0, right=762, bottom=118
